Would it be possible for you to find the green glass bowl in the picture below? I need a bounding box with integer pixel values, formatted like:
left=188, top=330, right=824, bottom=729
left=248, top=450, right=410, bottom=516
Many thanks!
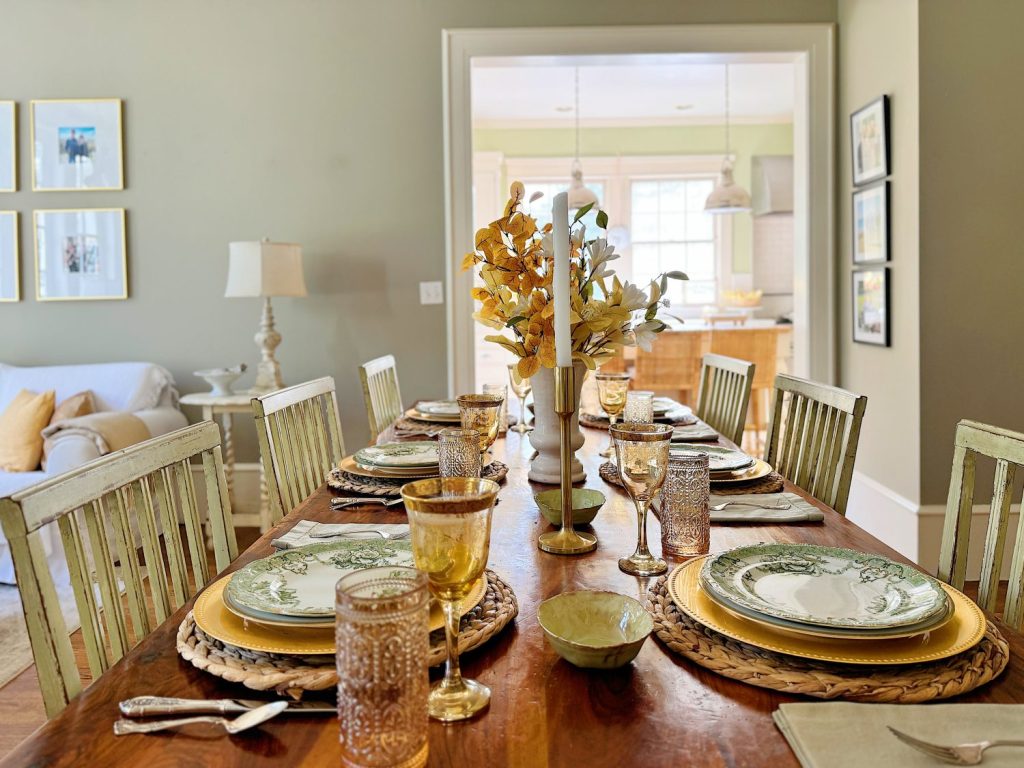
left=537, top=591, right=654, bottom=669
left=534, top=488, right=606, bottom=526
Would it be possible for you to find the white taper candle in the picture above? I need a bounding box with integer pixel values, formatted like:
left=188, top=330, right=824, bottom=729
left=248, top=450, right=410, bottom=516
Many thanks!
left=552, top=192, right=572, bottom=368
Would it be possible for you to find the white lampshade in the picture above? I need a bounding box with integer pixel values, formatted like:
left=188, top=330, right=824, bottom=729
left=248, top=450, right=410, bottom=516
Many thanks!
left=567, top=160, right=600, bottom=212
left=225, top=240, right=307, bottom=298
left=704, top=160, right=752, bottom=215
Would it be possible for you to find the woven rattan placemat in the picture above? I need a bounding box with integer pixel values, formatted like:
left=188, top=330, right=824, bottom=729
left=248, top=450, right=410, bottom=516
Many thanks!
left=598, top=461, right=784, bottom=495
left=177, top=569, right=518, bottom=698
left=326, top=461, right=509, bottom=498
left=646, top=576, right=1008, bottom=703
left=581, top=410, right=696, bottom=429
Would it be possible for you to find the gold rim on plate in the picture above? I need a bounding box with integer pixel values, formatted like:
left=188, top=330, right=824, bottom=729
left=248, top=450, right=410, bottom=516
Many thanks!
left=195, top=574, right=488, bottom=654
left=709, top=458, right=774, bottom=485
left=339, top=455, right=439, bottom=480
left=666, top=557, right=986, bottom=665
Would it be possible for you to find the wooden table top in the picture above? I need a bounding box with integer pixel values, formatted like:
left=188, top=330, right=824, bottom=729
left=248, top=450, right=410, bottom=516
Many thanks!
left=5, top=425, right=1024, bottom=767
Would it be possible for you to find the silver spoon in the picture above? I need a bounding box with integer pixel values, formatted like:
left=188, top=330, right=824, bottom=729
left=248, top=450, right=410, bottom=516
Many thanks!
left=113, top=701, right=288, bottom=736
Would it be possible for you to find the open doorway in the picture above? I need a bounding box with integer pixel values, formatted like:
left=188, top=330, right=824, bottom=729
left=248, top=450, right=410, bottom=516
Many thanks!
left=444, top=25, right=835, bottom=448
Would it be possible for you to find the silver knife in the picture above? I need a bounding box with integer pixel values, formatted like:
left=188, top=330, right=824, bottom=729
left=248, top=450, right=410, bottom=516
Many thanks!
left=118, top=696, right=335, bottom=717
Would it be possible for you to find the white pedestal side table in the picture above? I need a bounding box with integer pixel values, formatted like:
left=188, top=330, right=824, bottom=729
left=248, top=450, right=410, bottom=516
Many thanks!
left=179, top=391, right=272, bottom=533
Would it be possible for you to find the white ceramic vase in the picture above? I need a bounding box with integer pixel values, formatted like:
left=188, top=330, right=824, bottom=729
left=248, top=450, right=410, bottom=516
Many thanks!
left=528, top=361, right=587, bottom=484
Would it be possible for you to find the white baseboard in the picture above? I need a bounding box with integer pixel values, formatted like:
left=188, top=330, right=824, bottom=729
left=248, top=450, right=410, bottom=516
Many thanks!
left=846, top=471, right=921, bottom=563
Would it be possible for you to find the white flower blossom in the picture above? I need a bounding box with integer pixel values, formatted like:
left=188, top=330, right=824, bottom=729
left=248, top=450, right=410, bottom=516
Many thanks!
left=620, top=281, right=649, bottom=312
left=588, top=239, right=621, bottom=281
left=632, top=320, right=661, bottom=351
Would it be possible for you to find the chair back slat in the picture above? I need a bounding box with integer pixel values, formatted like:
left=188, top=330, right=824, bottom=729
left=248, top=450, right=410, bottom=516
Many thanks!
left=764, top=374, right=867, bottom=515
left=937, top=420, right=1024, bottom=629
left=695, top=354, right=755, bottom=445
left=0, top=422, right=235, bottom=717
left=359, top=355, right=404, bottom=441
left=253, top=377, right=346, bottom=522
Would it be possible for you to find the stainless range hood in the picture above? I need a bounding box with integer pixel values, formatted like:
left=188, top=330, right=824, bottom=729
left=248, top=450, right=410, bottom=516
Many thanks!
left=751, top=155, right=793, bottom=216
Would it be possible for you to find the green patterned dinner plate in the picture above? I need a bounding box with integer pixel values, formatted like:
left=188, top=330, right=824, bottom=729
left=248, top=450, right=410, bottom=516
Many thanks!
left=354, top=441, right=439, bottom=468
left=670, top=444, right=755, bottom=472
left=226, top=539, right=416, bottom=617
left=701, top=543, right=950, bottom=630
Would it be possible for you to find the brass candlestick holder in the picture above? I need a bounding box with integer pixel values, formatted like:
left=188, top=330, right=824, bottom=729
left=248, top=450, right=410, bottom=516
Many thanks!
left=537, top=365, right=598, bottom=555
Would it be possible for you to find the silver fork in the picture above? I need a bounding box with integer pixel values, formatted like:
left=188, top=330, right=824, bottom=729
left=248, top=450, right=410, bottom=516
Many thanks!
left=888, top=726, right=1024, bottom=765
left=709, top=500, right=792, bottom=511
left=330, top=497, right=404, bottom=509
left=309, top=526, right=411, bottom=541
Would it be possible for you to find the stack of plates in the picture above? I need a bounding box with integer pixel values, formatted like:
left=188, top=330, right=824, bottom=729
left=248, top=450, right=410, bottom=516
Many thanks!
left=350, top=441, right=440, bottom=479
left=407, top=400, right=461, bottom=423
left=670, top=443, right=773, bottom=484
left=666, top=543, right=986, bottom=665
left=192, top=538, right=487, bottom=655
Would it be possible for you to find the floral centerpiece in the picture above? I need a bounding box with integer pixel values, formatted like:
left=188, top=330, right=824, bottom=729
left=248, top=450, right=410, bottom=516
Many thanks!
left=462, top=182, right=686, bottom=379
left=461, top=181, right=687, bottom=484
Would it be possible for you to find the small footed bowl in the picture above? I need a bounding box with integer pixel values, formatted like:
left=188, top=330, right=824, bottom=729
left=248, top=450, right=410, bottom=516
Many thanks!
left=537, top=590, right=654, bottom=669
left=535, top=488, right=605, bottom=526
left=195, top=368, right=244, bottom=396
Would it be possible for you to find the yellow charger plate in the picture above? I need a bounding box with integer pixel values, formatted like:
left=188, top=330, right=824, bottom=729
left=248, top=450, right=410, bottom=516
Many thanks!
left=339, top=455, right=439, bottom=480
left=709, top=458, right=774, bottom=485
left=666, top=556, right=986, bottom=665
left=194, top=574, right=487, bottom=655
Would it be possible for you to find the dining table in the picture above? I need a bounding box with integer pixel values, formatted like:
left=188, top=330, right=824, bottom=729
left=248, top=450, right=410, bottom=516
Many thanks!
left=4, top=417, right=1024, bottom=768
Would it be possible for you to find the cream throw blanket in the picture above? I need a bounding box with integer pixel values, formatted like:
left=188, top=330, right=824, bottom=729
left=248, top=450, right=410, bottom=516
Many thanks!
left=41, top=411, right=151, bottom=465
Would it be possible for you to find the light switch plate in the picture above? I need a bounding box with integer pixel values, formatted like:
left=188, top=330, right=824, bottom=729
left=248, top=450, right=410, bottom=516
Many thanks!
left=419, top=281, right=444, bottom=305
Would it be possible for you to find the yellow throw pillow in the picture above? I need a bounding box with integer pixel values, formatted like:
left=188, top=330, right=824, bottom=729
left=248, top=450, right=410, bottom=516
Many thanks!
left=49, top=390, right=96, bottom=426
left=0, top=389, right=57, bottom=472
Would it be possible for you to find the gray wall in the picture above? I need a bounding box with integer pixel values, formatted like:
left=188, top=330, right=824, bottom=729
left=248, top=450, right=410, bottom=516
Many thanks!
left=918, top=0, right=1024, bottom=503
left=0, top=0, right=837, bottom=459
left=836, top=0, right=920, bottom=503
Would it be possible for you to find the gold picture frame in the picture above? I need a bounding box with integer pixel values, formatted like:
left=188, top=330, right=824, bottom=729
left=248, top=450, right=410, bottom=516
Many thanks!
left=34, top=208, right=127, bottom=301
left=30, top=98, right=124, bottom=191
left=0, top=211, right=18, bottom=301
left=0, top=101, right=15, bottom=193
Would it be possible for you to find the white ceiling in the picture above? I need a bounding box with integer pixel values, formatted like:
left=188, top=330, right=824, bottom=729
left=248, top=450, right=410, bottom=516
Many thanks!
left=471, top=54, right=795, bottom=128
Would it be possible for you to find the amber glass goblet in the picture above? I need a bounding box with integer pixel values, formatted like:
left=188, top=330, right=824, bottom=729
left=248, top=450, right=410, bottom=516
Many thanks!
left=595, top=372, right=630, bottom=458
left=611, top=423, right=673, bottom=576
left=457, top=393, right=503, bottom=460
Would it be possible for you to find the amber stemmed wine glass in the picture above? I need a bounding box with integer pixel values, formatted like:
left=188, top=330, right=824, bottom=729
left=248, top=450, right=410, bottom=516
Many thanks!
left=401, top=477, right=500, bottom=722
left=507, top=363, right=533, bottom=434
left=611, top=423, right=673, bottom=576
left=457, top=393, right=504, bottom=461
left=595, top=372, right=630, bottom=458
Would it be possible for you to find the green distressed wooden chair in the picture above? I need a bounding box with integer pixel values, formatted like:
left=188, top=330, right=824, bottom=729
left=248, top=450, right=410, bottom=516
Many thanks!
left=359, top=354, right=404, bottom=442
left=764, top=373, right=868, bottom=516
left=695, top=353, right=756, bottom=446
left=0, top=422, right=236, bottom=717
left=937, top=420, right=1024, bottom=630
left=252, top=377, right=346, bottom=522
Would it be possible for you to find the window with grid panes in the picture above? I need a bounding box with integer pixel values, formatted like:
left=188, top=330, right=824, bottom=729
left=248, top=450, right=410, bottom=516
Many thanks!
left=629, top=178, right=716, bottom=306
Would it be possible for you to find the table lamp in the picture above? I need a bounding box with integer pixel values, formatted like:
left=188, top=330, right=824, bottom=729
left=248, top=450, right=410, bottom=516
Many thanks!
left=225, top=239, right=307, bottom=394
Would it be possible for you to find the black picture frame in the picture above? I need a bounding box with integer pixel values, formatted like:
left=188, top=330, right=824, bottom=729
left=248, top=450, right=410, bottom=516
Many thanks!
left=850, top=95, right=890, bottom=186
left=852, top=267, right=890, bottom=347
left=852, top=181, right=890, bottom=264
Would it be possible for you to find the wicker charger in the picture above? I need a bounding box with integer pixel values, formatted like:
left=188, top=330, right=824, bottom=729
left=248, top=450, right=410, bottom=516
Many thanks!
left=327, top=460, right=509, bottom=498
left=647, top=576, right=1009, bottom=703
left=598, top=461, right=784, bottom=495
left=177, top=569, right=518, bottom=698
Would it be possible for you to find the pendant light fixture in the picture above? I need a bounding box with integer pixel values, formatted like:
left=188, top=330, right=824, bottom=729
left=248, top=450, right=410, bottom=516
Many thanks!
left=705, top=64, right=752, bottom=214
left=567, top=66, right=600, bottom=212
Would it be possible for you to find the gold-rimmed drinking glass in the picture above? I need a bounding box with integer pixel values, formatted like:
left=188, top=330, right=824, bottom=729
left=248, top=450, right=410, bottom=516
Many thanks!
left=482, top=383, right=508, bottom=436
left=457, top=393, right=503, bottom=459
left=595, top=372, right=630, bottom=458
left=507, top=363, right=533, bottom=434
left=437, top=427, right=483, bottom=479
left=401, top=477, right=499, bottom=722
left=611, top=423, right=673, bottom=576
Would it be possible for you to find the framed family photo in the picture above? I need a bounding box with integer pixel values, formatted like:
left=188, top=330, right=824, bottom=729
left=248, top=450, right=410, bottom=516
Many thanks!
left=0, top=211, right=18, bottom=301
left=30, top=99, right=123, bottom=191
left=34, top=208, right=127, bottom=301
left=0, top=101, right=14, bottom=192
left=852, top=182, right=889, bottom=263
left=852, top=268, right=889, bottom=347
left=850, top=95, right=889, bottom=186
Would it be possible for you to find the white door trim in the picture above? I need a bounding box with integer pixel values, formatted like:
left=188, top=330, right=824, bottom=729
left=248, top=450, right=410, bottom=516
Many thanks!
left=442, top=24, right=836, bottom=395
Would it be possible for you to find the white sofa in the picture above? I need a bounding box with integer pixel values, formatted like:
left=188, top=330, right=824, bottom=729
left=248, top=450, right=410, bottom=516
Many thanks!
left=0, top=362, right=188, bottom=583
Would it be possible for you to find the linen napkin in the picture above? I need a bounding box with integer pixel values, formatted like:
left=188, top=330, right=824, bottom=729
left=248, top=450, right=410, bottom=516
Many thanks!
left=272, top=519, right=409, bottom=550
left=708, top=492, right=824, bottom=523
left=671, top=422, right=720, bottom=442
left=774, top=702, right=1024, bottom=768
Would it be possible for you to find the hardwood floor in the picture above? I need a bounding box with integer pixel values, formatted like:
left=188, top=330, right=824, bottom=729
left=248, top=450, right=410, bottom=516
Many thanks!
left=0, top=526, right=261, bottom=759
